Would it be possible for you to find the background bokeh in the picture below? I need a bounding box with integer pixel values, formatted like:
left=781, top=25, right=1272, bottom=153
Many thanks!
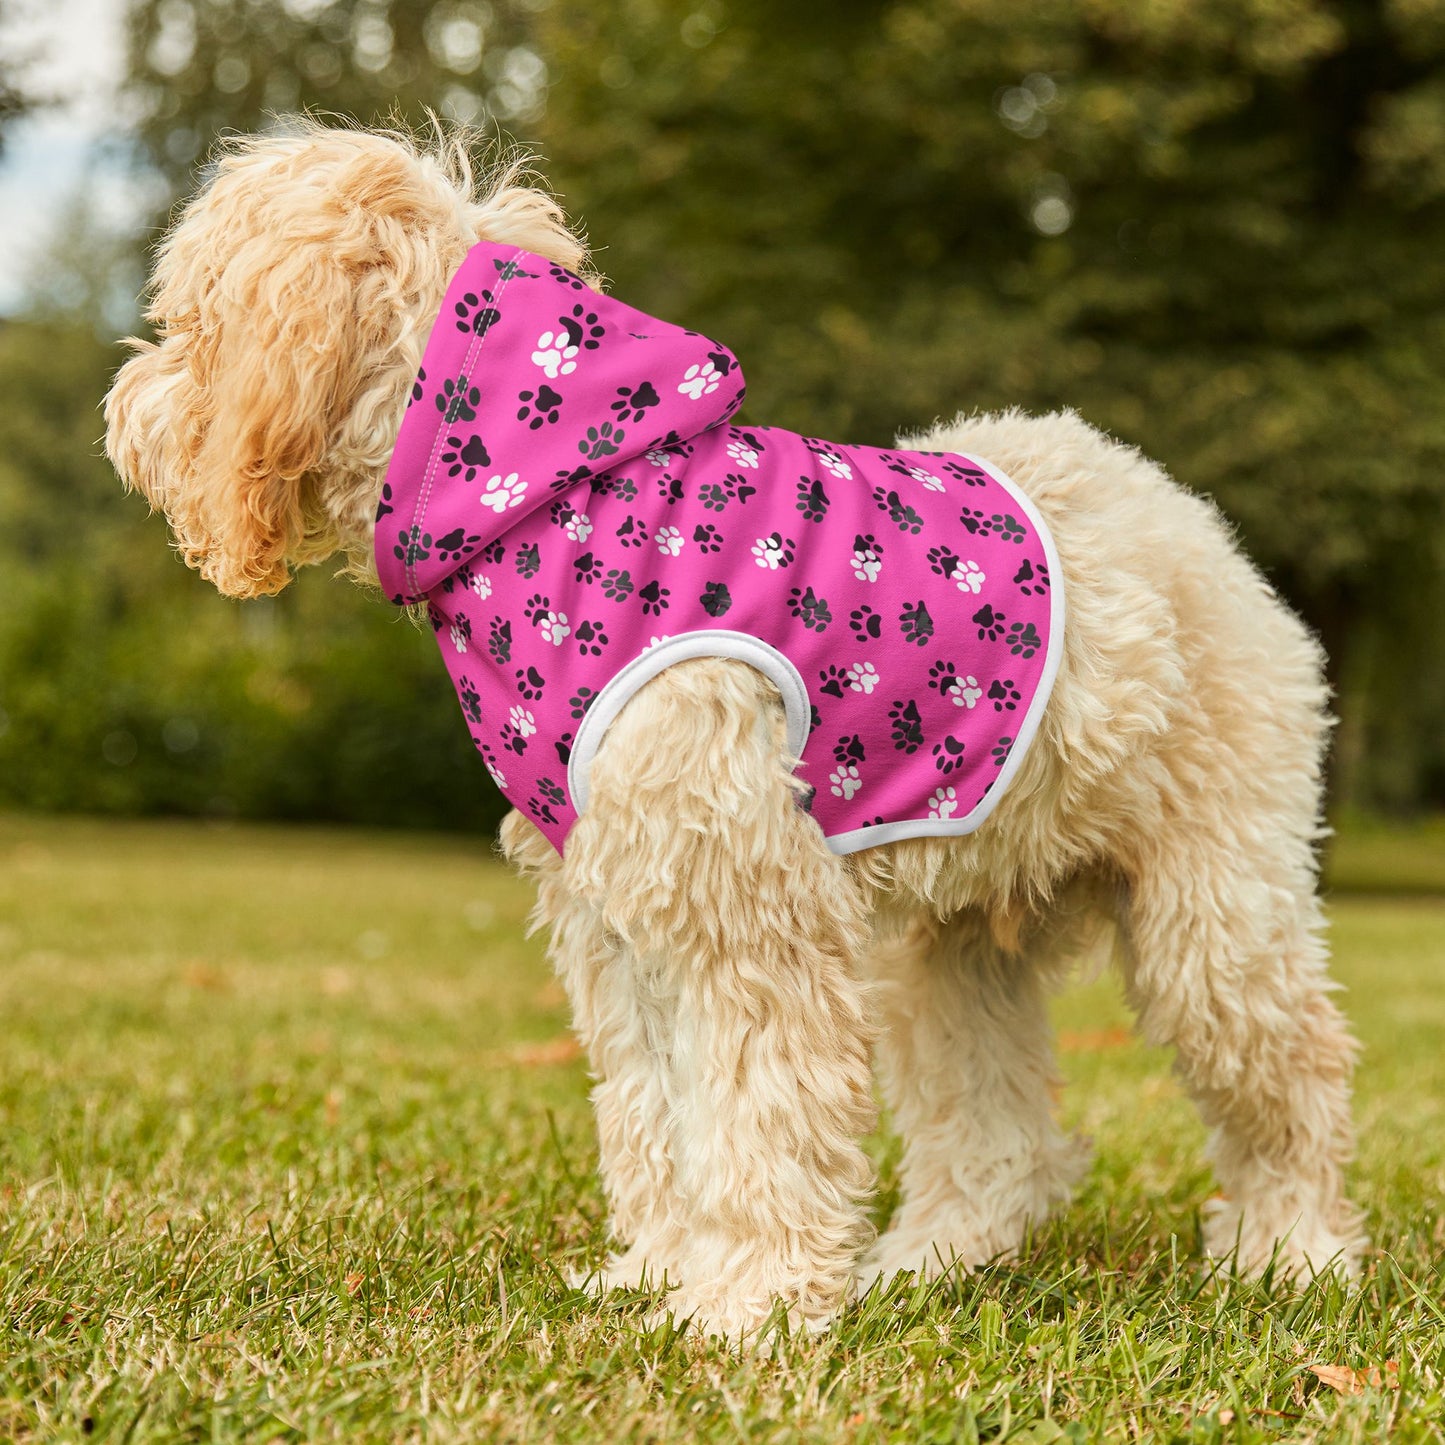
left=2, top=0, right=1443, bottom=833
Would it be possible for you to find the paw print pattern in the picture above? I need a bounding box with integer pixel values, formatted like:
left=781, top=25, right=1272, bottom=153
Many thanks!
left=575, top=620, right=609, bottom=656
left=487, top=617, right=513, bottom=664
left=602, top=569, right=634, bottom=601
left=889, top=700, right=925, bottom=754
left=850, top=534, right=883, bottom=583
left=568, top=687, right=596, bottom=719
left=514, top=543, right=541, bottom=579
left=441, top=433, right=490, bottom=480
left=829, top=764, right=862, bottom=800
left=375, top=482, right=395, bottom=520
left=507, top=704, right=537, bottom=739
left=615, top=515, right=649, bottom=548
left=579, top=422, right=625, bottom=461
left=973, top=604, right=1007, bottom=642
left=538, top=776, right=567, bottom=806
left=932, top=736, right=966, bottom=773
left=926, top=545, right=961, bottom=579
left=515, top=665, right=546, bottom=699
left=849, top=606, right=882, bottom=641
left=944, top=460, right=988, bottom=485
left=574, top=552, right=602, bottom=585
left=638, top=580, right=671, bottom=616
left=645, top=448, right=676, bottom=468
left=846, top=662, right=879, bottom=694
left=899, top=600, right=935, bottom=646
left=726, top=438, right=761, bottom=469
left=538, top=611, right=571, bottom=646
left=796, top=477, right=831, bottom=522
left=751, top=533, right=795, bottom=570
left=655, top=525, right=685, bottom=556
left=928, top=786, right=958, bottom=819
left=787, top=586, right=832, bottom=631
left=817, top=450, right=852, bottom=480
left=693, top=523, right=723, bottom=553
left=873, top=487, right=925, bottom=534
left=699, top=474, right=757, bottom=511
left=453, top=292, right=500, bottom=337
left=909, top=466, right=947, bottom=491
left=700, top=581, right=732, bottom=617
left=992, top=736, right=1014, bottom=767
left=532, top=330, right=579, bottom=379
left=818, top=665, right=849, bottom=699
left=989, top=679, right=1021, bottom=711
left=393, top=528, right=431, bottom=567
left=437, top=374, right=480, bottom=423
left=952, top=560, right=986, bottom=594
left=678, top=360, right=722, bottom=399
left=516, top=385, right=563, bottom=429
left=994, top=514, right=1026, bottom=543
left=449, top=615, right=472, bottom=654
left=408, top=371, right=426, bottom=409
left=1008, top=622, right=1042, bottom=658
left=1014, top=559, right=1050, bottom=595
left=458, top=675, right=483, bottom=725
left=561, top=511, right=593, bottom=543
left=610, top=380, right=661, bottom=423
left=560, top=304, right=605, bottom=350
left=480, top=472, right=527, bottom=513
left=433, top=527, right=479, bottom=563
left=833, top=734, right=865, bottom=764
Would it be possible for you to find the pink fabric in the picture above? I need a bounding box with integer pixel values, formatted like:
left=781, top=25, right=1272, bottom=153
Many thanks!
left=376, top=243, right=1062, bottom=855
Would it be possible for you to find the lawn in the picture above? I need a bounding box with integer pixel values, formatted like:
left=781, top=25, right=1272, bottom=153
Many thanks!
left=2, top=812, right=1443, bottom=1443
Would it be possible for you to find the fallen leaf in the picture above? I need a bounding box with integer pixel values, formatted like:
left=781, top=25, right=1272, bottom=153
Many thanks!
left=344, top=1272, right=364, bottom=1296
left=1309, top=1361, right=1399, bottom=1395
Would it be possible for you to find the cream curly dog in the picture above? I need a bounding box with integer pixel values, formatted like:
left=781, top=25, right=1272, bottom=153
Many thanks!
left=105, top=124, right=1364, bottom=1341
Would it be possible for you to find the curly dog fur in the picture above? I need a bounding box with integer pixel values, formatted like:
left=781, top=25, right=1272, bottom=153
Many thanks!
left=105, top=122, right=1365, bottom=1342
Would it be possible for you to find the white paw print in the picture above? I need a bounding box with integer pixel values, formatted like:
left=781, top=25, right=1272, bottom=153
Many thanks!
left=538, top=611, right=571, bottom=646
left=851, top=544, right=882, bottom=583
left=952, top=560, right=986, bottom=593
left=929, top=786, right=958, bottom=819
left=508, top=705, right=538, bottom=738
left=531, top=330, right=579, bottom=379
left=645, top=448, right=676, bottom=468
left=751, top=534, right=789, bottom=569
left=678, top=360, right=721, bottom=399
left=725, top=439, right=760, bottom=468
left=449, top=623, right=468, bottom=654
left=480, top=472, right=527, bottom=513
left=818, top=451, right=852, bottom=480
left=909, top=465, right=946, bottom=491
left=563, top=512, right=593, bottom=543
left=469, top=571, right=493, bottom=600
left=846, top=662, right=879, bottom=694
left=647, top=634, right=672, bottom=649
left=655, top=525, right=685, bottom=557
left=829, top=764, right=862, bottom=800
left=485, top=759, right=506, bottom=789
left=950, top=675, right=983, bottom=709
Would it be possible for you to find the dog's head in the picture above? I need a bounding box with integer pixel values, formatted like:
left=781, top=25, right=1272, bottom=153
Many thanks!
left=105, top=121, right=588, bottom=597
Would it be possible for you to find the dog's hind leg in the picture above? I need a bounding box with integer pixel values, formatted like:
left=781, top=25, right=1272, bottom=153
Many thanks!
left=860, top=908, right=1089, bottom=1289
left=562, top=658, right=878, bottom=1341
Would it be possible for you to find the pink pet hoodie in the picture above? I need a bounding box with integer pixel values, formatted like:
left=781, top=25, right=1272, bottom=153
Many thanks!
left=376, top=243, right=1063, bottom=856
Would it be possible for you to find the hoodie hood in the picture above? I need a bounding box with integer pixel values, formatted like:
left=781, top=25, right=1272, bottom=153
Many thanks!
left=376, top=243, right=745, bottom=603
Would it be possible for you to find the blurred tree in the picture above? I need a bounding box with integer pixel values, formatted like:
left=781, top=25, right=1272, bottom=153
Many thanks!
left=0, top=0, right=38, bottom=151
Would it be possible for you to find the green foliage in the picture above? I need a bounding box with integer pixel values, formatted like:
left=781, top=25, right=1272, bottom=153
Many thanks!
left=2, top=813, right=1444, bottom=1440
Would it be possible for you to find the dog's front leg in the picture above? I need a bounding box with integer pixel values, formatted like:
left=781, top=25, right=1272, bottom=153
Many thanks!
left=563, top=658, right=878, bottom=1343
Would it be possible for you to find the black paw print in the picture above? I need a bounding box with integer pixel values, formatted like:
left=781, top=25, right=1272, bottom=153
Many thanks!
left=602, top=569, right=634, bottom=601
left=375, top=483, right=395, bottom=521
left=433, top=526, right=479, bottom=563
left=926, top=545, right=961, bottom=578
left=597, top=473, right=638, bottom=503
left=932, top=736, right=966, bottom=773
left=526, top=795, right=558, bottom=825
left=639, top=579, right=670, bottom=616
left=492, top=256, right=536, bottom=281
left=889, top=699, right=925, bottom=754
left=699, top=482, right=732, bottom=512
left=458, top=675, right=483, bottom=725
left=658, top=475, right=684, bottom=505
left=992, top=735, right=1014, bottom=767
left=693, top=523, right=723, bottom=553
left=549, top=262, right=586, bottom=290
left=426, top=602, right=446, bottom=633
left=575, top=620, right=609, bottom=656
left=515, top=543, right=541, bottom=579
left=700, top=581, right=732, bottom=617
left=944, top=460, right=988, bottom=485
left=928, top=660, right=959, bottom=693
left=989, top=679, right=1021, bottom=711
left=1007, top=622, right=1042, bottom=658
left=555, top=732, right=573, bottom=765
left=788, top=586, right=832, bottom=631
left=833, top=733, right=866, bottom=765
left=538, top=776, right=567, bottom=807
left=579, top=422, right=625, bottom=461
left=487, top=617, right=512, bottom=664
left=437, top=374, right=480, bottom=423
left=616, top=515, right=648, bottom=548
left=453, top=292, right=500, bottom=337
left=1014, top=559, right=1050, bottom=595
left=502, top=726, right=528, bottom=758
left=480, top=540, right=506, bottom=565
left=440, top=433, right=490, bottom=481
left=873, top=487, right=924, bottom=535
left=610, top=380, right=661, bottom=423
left=408, top=369, right=426, bottom=408
left=522, top=593, right=552, bottom=624
left=515, top=665, right=547, bottom=700
left=560, top=303, right=605, bottom=350
left=393, top=528, right=431, bottom=566
left=574, top=552, right=602, bottom=585
left=993, top=513, right=1026, bottom=543
left=568, top=687, right=596, bottom=719
left=899, top=600, right=935, bottom=646
left=796, top=477, right=830, bottom=522
left=726, top=472, right=757, bottom=505
left=849, top=605, right=882, bottom=641
left=819, top=665, right=849, bottom=699
left=517, top=384, right=563, bottom=429
left=959, top=507, right=993, bottom=537
left=973, top=604, right=1007, bottom=642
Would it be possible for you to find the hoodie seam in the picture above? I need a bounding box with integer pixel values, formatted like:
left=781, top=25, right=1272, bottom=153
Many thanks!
left=404, top=247, right=524, bottom=599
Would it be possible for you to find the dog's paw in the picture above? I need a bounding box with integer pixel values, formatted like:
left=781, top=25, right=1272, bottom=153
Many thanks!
left=1201, top=1196, right=1367, bottom=1283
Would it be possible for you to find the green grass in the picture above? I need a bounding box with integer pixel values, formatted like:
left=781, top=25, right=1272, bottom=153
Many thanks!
left=2, top=813, right=1444, bottom=1443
